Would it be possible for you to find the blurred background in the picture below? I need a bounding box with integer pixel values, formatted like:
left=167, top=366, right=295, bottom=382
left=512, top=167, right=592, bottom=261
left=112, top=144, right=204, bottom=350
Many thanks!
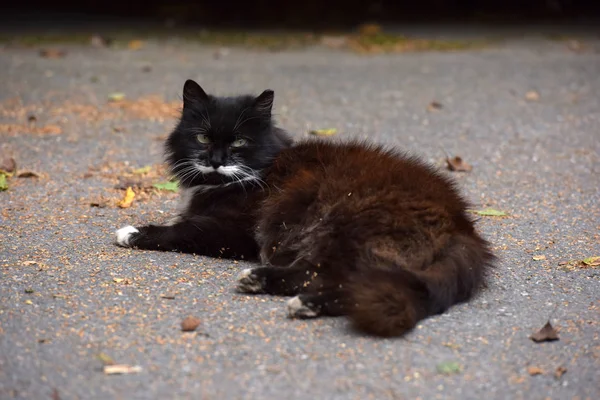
left=2, top=0, right=600, bottom=31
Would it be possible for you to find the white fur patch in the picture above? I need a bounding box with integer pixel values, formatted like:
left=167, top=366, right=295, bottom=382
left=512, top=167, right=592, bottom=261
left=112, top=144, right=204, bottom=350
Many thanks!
left=115, top=225, right=139, bottom=247
left=195, top=164, right=241, bottom=177
left=217, top=165, right=241, bottom=176
left=287, top=296, right=317, bottom=318
left=236, top=268, right=264, bottom=293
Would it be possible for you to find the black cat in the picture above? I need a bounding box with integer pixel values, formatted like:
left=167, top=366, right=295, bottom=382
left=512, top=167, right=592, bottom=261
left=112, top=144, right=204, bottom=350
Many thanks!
left=115, top=80, right=495, bottom=336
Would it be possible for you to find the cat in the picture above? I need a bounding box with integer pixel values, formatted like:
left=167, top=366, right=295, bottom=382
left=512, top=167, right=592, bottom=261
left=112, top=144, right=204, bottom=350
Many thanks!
left=115, top=79, right=496, bottom=337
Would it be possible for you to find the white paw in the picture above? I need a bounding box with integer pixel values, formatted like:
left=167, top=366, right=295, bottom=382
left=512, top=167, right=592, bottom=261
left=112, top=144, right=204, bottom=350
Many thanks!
left=115, top=225, right=139, bottom=247
left=236, top=269, right=264, bottom=293
left=287, top=296, right=317, bottom=319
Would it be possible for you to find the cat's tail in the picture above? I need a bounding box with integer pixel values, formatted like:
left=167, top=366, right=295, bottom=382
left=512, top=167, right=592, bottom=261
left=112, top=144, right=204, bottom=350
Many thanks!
left=346, top=234, right=494, bottom=337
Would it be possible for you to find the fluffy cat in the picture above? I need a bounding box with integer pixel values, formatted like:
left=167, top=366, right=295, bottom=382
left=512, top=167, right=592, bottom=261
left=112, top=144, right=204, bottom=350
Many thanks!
left=115, top=80, right=496, bottom=337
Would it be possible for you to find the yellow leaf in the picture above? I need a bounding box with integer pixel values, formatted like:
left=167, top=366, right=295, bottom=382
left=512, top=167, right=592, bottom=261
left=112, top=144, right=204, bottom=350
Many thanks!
left=309, top=128, right=338, bottom=137
left=532, top=255, right=546, bottom=261
left=25, top=299, right=33, bottom=305
left=113, top=278, right=125, bottom=283
left=582, top=256, right=600, bottom=266
left=118, top=187, right=135, bottom=208
left=128, top=40, right=144, bottom=50
left=133, top=165, right=151, bottom=175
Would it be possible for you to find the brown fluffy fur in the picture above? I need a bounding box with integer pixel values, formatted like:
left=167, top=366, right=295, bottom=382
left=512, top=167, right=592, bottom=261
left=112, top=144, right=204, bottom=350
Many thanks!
left=251, top=140, right=495, bottom=336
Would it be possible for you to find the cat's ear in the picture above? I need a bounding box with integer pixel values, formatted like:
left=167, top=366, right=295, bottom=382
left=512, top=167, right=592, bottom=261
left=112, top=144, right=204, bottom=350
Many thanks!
left=254, top=89, right=274, bottom=115
left=183, top=79, right=209, bottom=108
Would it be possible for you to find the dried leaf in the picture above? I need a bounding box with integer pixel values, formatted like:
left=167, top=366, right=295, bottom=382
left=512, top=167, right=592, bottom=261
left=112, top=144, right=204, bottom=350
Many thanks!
left=427, top=101, right=443, bottom=112
left=320, top=36, right=348, bottom=49
left=554, top=366, right=567, bottom=379
left=358, top=23, right=382, bottom=36
left=117, top=187, right=135, bottom=208
left=582, top=256, right=600, bottom=266
left=108, top=92, right=126, bottom=102
left=0, top=157, right=16, bottom=173
left=532, top=255, right=546, bottom=261
left=24, top=288, right=34, bottom=294
left=16, top=170, right=41, bottom=178
left=181, top=316, right=201, bottom=332
left=153, top=181, right=179, bottom=192
left=39, top=48, right=67, bottom=59
left=309, top=128, right=338, bottom=137
left=160, top=294, right=176, bottom=299
left=24, top=299, right=33, bottom=305
left=112, top=277, right=131, bottom=284
left=525, top=91, right=540, bottom=101
left=530, top=321, right=559, bottom=343
left=133, top=166, right=152, bottom=175
left=89, top=199, right=109, bottom=208
left=470, top=208, right=507, bottom=217
left=527, top=366, right=544, bottom=376
left=567, top=40, right=582, bottom=52
left=127, top=40, right=144, bottom=51
left=446, top=156, right=472, bottom=172
left=103, top=364, right=142, bottom=375
left=90, top=35, right=110, bottom=48
left=0, top=174, right=8, bottom=191
left=436, top=361, right=462, bottom=375
left=96, top=352, right=116, bottom=365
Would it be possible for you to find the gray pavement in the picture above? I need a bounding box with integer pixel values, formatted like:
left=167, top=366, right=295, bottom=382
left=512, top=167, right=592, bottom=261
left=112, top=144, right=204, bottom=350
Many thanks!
left=1, top=29, right=599, bottom=400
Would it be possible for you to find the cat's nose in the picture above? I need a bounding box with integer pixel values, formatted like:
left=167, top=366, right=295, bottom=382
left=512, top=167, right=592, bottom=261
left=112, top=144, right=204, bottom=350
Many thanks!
left=210, top=160, right=222, bottom=169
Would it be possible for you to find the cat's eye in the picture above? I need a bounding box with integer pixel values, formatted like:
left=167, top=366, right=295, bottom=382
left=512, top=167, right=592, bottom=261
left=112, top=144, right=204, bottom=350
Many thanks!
left=197, top=134, right=211, bottom=144
left=231, top=137, right=248, bottom=148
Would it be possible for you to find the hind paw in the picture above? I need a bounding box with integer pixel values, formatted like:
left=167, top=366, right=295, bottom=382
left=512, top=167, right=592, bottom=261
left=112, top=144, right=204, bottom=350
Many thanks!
left=236, top=269, right=265, bottom=293
left=287, top=296, right=318, bottom=319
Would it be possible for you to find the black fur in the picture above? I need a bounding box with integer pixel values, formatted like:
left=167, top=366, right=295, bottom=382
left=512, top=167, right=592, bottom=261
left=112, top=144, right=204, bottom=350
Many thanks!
left=116, top=81, right=495, bottom=337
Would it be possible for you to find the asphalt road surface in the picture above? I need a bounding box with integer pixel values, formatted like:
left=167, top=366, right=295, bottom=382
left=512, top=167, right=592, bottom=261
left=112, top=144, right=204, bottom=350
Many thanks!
left=1, top=27, right=599, bottom=400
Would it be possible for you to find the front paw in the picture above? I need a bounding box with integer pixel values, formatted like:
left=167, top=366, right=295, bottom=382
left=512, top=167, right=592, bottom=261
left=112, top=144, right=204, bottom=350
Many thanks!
left=115, top=225, right=140, bottom=247
left=236, top=269, right=265, bottom=294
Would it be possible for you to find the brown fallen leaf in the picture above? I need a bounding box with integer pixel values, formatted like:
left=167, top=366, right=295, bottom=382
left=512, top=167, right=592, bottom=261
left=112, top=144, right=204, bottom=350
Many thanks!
left=0, top=157, right=16, bottom=173
left=16, top=170, right=41, bottom=178
left=89, top=199, right=109, bottom=208
left=181, top=316, right=201, bottom=332
left=527, top=366, right=544, bottom=376
left=567, top=40, right=582, bottom=52
left=90, top=34, right=111, bottom=48
left=554, top=366, right=567, bottom=379
left=128, top=40, right=144, bottom=51
left=446, top=156, right=472, bottom=172
left=525, top=91, right=540, bottom=101
left=39, top=49, right=67, bottom=59
left=103, top=364, right=142, bottom=375
left=117, top=187, right=135, bottom=208
left=160, top=294, right=176, bottom=300
left=358, top=23, right=382, bottom=36
left=427, top=101, right=443, bottom=112
left=530, top=320, right=559, bottom=343
left=320, top=36, right=348, bottom=49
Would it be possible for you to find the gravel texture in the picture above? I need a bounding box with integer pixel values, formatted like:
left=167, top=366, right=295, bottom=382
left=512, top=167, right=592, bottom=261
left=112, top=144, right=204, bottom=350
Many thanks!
left=1, top=30, right=599, bottom=400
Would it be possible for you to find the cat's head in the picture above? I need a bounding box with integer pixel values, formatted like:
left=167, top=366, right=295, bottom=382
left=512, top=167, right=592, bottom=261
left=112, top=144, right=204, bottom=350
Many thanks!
left=166, top=79, right=292, bottom=187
